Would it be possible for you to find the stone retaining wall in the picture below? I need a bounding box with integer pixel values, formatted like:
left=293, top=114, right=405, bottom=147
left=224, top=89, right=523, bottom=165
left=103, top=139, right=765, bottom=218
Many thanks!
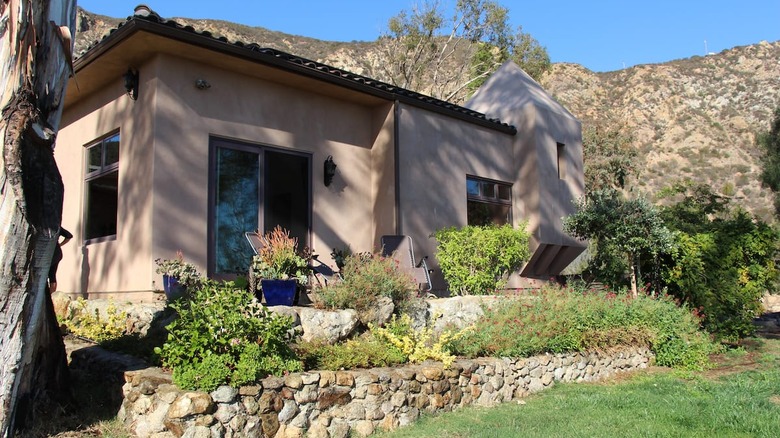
left=119, top=346, right=653, bottom=437
left=763, top=293, right=780, bottom=313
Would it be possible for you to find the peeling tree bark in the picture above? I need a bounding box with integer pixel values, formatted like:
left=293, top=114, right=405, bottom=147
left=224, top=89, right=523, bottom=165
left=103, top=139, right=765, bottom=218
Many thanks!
left=0, top=0, right=77, bottom=436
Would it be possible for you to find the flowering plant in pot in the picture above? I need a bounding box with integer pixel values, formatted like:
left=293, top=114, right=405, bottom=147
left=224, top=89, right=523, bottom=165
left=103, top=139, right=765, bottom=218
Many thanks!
left=250, top=226, right=309, bottom=306
left=155, top=251, right=202, bottom=301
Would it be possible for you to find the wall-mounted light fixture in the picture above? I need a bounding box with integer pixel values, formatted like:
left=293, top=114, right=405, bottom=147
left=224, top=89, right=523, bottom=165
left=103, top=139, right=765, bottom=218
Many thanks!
left=124, top=69, right=139, bottom=100
left=324, top=155, right=337, bottom=187
left=195, top=79, right=211, bottom=90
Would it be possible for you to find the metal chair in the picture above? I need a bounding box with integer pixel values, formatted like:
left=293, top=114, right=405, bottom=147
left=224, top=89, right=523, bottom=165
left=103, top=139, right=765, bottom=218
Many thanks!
left=380, top=235, right=432, bottom=291
left=245, top=231, right=263, bottom=255
left=308, top=253, right=341, bottom=290
left=245, top=231, right=264, bottom=298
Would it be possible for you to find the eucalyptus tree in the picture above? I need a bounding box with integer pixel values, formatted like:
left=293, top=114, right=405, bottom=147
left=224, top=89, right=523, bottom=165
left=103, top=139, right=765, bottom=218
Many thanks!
left=0, top=0, right=77, bottom=434
left=376, top=0, right=550, bottom=103
left=582, top=120, right=637, bottom=193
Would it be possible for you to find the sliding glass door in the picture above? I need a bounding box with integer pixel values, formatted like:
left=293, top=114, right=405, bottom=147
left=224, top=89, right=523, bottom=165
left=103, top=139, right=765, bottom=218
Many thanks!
left=210, top=138, right=311, bottom=275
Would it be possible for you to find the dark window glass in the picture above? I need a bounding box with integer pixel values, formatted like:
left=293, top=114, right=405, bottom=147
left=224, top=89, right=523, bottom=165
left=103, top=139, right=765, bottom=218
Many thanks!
left=87, top=145, right=102, bottom=173
left=467, top=201, right=510, bottom=226
left=84, top=133, right=120, bottom=241
left=210, top=141, right=311, bottom=276
left=104, top=134, right=120, bottom=166
left=85, top=171, right=118, bottom=239
left=557, top=142, right=566, bottom=179
left=482, top=182, right=495, bottom=198
left=497, top=185, right=511, bottom=201
left=466, top=176, right=512, bottom=226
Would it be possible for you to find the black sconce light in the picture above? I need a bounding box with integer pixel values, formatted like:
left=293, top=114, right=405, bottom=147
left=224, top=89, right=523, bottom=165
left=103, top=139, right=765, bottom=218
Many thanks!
left=324, top=155, right=337, bottom=187
left=124, top=69, right=139, bottom=100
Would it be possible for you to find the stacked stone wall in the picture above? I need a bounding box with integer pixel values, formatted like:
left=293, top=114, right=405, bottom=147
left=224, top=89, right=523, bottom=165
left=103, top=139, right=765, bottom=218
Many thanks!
left=119, top=346, right=653, bottom=437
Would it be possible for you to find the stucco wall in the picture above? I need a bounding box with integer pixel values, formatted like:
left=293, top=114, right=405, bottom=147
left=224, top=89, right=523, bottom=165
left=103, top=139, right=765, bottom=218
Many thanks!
left=151, top=55, right=390, bottom=275
left=531, top=105, right=583, bottom=246
left=395, top=103, right=515, bottom=290
left=370, top=103, right=397, bottom=245
left=56, top=58, right=158, bottom=299
left=466, top=62, right=586, bottom=279
left=58, top=53, right=395, bottom=297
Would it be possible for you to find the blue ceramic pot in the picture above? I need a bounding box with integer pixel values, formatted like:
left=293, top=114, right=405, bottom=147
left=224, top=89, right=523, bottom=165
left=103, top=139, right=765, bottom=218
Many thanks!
left=162, top=274, right=187, bottom=301
left=260, top=279, right=297, bottom=306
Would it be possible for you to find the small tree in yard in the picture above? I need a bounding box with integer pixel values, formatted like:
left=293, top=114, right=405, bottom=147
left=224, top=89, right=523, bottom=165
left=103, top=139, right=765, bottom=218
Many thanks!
left=564, top=189, right=672, bottom=298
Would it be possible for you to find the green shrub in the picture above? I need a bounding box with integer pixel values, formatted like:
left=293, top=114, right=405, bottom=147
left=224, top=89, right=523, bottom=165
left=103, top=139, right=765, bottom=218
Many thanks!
left=314, top=252, right=419, bottom=314
left=450, top=284, right=716, bottom=371
left=59, top=298, right=127, bottom=342
left=432, top=224, right=531, bottom=295
left=658, top=188, right=780, bottom=340
left=155, top=280, right=302, bottom=391
left=370, top=314, right=471, bottom=368
left=173, top=353, right=231, bottom=392
left=297, top=314, right=468, bottom=370
left=297, top=336, right=407, bottom=370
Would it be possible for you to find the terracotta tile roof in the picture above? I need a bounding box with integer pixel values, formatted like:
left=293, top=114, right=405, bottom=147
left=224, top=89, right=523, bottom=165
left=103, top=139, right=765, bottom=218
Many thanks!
left=76, top=7, right=516, bottom=134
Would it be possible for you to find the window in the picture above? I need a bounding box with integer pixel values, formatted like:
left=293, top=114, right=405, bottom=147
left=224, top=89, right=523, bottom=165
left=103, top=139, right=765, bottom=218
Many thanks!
left=557, top=142, right=566, bottom=179
left=84, top=133, right=119, bottom=241
left=467, top=176, right=511, bottom=226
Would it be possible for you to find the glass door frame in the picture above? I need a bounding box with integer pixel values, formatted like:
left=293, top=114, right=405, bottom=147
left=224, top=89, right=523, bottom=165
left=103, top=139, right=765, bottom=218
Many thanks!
left=207, top=136, right=312, bottom=277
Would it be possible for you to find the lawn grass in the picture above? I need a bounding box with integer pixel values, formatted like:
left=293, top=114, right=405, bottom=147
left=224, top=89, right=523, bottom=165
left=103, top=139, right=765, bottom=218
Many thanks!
left=376, top=338, right=780, bottom=438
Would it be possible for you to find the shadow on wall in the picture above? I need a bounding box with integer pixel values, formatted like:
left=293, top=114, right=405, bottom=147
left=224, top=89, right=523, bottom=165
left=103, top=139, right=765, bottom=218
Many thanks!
left=79, top=245, right=90, bottom=297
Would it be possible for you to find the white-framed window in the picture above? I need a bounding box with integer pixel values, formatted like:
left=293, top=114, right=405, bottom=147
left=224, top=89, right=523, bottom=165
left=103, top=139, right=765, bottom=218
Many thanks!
left=466, top=176, right=512, bottom=226
left=84, top=132, right=119, bottom=241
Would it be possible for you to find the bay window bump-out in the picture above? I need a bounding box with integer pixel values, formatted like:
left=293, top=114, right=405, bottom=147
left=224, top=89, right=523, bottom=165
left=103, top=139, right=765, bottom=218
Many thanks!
left=84, top=132, right=119, bottom=242
left=466, top=175, right=512, bottom=226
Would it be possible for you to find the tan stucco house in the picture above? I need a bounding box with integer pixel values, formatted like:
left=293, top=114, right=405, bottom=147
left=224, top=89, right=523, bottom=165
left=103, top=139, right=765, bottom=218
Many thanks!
left=56, top=6, right=585, bottom=301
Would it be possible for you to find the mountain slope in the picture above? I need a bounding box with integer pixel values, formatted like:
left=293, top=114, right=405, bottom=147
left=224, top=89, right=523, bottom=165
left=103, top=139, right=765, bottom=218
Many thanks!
left=540, top=42, right=780, bottom=220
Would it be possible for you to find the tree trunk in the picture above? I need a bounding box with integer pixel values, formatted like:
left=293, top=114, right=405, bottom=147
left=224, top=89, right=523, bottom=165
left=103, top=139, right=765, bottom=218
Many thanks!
left=628, top=253, right=638, bottom=298
left=0, top=0, right=77, bottom=436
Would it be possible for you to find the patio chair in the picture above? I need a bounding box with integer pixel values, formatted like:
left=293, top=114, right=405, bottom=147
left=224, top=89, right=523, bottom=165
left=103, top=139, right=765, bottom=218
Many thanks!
left=245, top=231, right=263, bottom=255
left=305, top=253, right=344, bottom=297
left=245, top=231, right=263, bottom=298
left=380, top=235, right=432, bottom=292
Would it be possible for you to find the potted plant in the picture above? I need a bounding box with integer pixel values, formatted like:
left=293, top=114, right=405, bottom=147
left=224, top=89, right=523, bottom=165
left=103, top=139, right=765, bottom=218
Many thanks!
left=250, top=226, right=308, bottom=306
left=155, top=251, right=202, bottom=301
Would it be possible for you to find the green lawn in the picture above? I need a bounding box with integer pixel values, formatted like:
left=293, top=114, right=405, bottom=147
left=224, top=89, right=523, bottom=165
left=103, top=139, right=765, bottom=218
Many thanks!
left=377, top=339, right=780, bottom=438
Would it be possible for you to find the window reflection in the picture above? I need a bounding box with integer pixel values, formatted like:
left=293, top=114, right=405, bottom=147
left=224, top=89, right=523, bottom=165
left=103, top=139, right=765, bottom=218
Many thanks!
left=215, top=148, right=259, bottom=274
left=466, top=176, right=512, bottom=226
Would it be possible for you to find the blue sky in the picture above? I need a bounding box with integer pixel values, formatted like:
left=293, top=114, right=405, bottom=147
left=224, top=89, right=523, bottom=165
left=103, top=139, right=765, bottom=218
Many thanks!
left=78, top=0, right=780, bottom=73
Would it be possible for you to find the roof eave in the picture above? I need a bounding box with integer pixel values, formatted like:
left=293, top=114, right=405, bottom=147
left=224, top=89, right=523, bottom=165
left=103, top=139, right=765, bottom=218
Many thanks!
left=74, top=17, right=517, bottom=135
